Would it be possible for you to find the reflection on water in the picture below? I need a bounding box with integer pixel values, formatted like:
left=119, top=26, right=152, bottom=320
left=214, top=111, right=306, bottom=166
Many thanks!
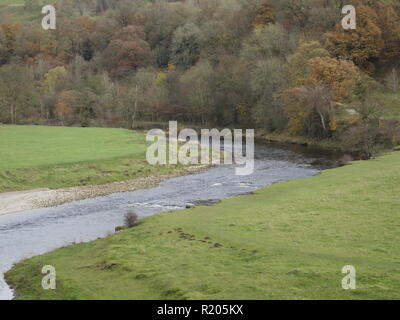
left=0, top=142, right=340, bottom=300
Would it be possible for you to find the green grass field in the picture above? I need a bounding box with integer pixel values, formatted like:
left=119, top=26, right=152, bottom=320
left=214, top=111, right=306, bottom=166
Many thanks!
left=0, top=1, right=55, bottom=22
left=0, top=125, right=184, bottom=192
left=6, top=150, right=400, bottom=299
left=378, top=90, right=400, bottom=119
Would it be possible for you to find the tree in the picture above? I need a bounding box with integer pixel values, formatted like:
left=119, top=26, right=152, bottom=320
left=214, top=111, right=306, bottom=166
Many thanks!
left=274, top=0, right=311, bottom=30
left=241, top=23, right=297, bottom=62
left=119, top=68, right=154, bottom=129
left=43, top=66, right=67, bottom=94
left=55, top=90, right=76, bottom=125
left=180, top=60, right=214, bottom=124
left=56, top=16, right=96, bottom=61
left=0, top=64, right=37, bottom=124
left=142, top=0, right=188, bottom=68
left=0, top=22, right=21, bottom=65
left=254, top=0, right=275, bottom=27
left=283, top=85, right=336, bottom=138
left=324, top=5, right=384, bottom=73
left=250, top=57, right=287, bottom=130
left=211, top=55, right=251, bottom=126
left=287, top=40, right=330, bottom=87
left=385, top=69, right=399, bottom=93
left=197, top=0, right=255, bottom=61
left=104, top=25, right=152, bottom=78
left=375, top=2, right=400, bottom=61
left=111, top=0, right=145, bottom=28
left=306, top=56, right=360, bottom=102
left=340, top=122, right=380, bottom=159
left=283, top=56, right=361, bottom=137
left=170, top=23, right=201, bottom=70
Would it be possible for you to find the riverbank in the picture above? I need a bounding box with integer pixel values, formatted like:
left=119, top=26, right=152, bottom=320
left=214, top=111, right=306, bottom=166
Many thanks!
left=255, top=130, right=341, bottom=151
left=0, top=165, right=206, bottom=216
left=6, top=150, right=400, bottom=299
left=0, top=125, right=215, bottom=214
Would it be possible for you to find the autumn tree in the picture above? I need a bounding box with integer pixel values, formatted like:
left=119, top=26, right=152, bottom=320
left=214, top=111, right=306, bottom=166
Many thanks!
left=56, top=16, right=96, bottom=61
left=324, top=5, right=384, bottom=73
left=254, top=0, right=275, bottom=27
left=385, top=69, right=399, bottom=93
left=287, top=40, right=329, bottom=87
left=283, top=56, right=361, bottom=137
left=375, top=4, right=400, bottom=61
left=55, top=90, right=76, bottom=125
left=284, top=85, right=335, bottom=137
left=306, top=56, right=360, bottom=102
left=0, top=64, right=38, bottom=124
left=111, top=0, right=144, bottom=28
left=0, top=22, right=21, bottom=65
left=104, top=25, right=152, bottom=78
left=273, top=0, right=311, bottom=30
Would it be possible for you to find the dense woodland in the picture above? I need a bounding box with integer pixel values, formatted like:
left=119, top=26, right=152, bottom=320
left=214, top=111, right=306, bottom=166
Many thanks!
left=0, top=0, right=400, bottom=156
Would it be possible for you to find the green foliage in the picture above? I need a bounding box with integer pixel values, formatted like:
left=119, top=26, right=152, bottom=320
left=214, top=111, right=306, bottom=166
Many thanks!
left=170, top=23, right=201, bottom=70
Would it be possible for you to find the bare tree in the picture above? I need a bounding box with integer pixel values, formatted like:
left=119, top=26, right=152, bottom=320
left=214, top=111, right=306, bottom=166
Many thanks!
left=385, top=68, right=399, bottom=93
left=0, top=65, right=37, bottom=125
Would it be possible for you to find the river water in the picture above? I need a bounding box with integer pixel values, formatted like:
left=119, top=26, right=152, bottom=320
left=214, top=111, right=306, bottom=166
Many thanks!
left=0, top=142, right=339, bottom=300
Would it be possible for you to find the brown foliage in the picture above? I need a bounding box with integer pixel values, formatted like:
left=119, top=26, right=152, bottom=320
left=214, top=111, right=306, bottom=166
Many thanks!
left=0, top=22, right=21, bottom=64
left=254, top=1, right=275, bottom=27
left=283, top=85, right=336, bottom=138
left=307, top=57, right=360, bottom=102
left=324, top=5, right=384, bottom=73
left=105, top=26, right=152, bottom=77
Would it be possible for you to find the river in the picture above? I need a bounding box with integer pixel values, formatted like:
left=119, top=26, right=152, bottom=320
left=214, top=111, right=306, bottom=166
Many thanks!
left=0, top=142, right=340, bottom=300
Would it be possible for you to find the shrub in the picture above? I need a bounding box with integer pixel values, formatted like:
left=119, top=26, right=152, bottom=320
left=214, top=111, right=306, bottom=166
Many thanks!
left=340, top=120, right=400, bottom=159
left=340, top=123, right=378, bottom=159
left=124, top=211, right=138, bottom=228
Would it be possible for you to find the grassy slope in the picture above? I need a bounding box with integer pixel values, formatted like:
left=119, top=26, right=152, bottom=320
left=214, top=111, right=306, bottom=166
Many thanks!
left=0, top=1, right=57, bottom=22
left=0, top=125, right=184, bottom=192
left=377, top=90, right=400, bottom=119
left=6, top=151, right=400, bottom=300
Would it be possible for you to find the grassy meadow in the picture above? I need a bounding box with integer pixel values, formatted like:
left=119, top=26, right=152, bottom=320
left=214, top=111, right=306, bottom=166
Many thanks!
left=0, top=125, right=184, bottom=192
left=0, top=1, right=55, bottom=22
left=6, top=150, right=400, bottom=299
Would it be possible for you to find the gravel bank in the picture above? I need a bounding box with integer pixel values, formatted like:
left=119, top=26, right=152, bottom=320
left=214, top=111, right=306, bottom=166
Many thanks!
left=0, top=165, right=207, bottom=216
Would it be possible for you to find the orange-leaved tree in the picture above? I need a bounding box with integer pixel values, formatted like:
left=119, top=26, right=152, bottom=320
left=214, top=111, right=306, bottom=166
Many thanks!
left=324, top=4, right=384, bottom=73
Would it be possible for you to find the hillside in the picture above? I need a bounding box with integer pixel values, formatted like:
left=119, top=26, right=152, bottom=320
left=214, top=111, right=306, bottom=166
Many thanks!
left=0, top=0, right=399, bottom=157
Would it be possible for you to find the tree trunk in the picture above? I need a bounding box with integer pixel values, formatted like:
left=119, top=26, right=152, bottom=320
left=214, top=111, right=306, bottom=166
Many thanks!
left=10, top=105, right=14, bottom=125
left=131, top=85, right=138, bottom=129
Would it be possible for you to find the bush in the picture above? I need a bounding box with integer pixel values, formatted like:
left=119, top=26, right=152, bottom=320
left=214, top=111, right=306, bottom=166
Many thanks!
left=124, top=211, right=138, bottom=228
left=115, top=225, right=126, bottom=232
left=340, top=123, right=379, bottom=159
left=340, top=120, right=400, bottom=159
